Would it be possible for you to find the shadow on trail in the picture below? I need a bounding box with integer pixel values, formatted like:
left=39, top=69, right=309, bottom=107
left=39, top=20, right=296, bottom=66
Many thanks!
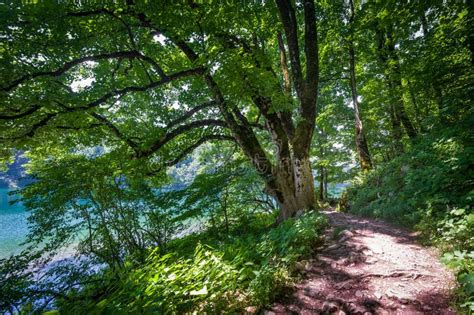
left=269, top=235, right=382, bottom=314
left=325, top=212, right=418, bottom=246
left=265, top=210, right=456, bottom=314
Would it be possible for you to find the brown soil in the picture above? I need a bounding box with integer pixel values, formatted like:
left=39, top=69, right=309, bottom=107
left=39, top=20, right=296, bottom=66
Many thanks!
left=265, top=210, right=457, bottom=315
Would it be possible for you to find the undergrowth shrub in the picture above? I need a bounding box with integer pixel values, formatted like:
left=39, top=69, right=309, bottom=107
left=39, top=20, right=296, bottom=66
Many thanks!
left=58, top=211, right=328, bottom=313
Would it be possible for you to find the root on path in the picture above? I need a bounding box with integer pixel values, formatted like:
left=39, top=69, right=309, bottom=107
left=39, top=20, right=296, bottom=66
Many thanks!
left=265, top=210, right=456, bottom=315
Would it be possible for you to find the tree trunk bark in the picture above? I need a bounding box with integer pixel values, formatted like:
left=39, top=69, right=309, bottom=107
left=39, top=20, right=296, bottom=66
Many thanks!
left=222, top=185, right=229, bottom=235
left=348, top=0, right=373, bottom=171
left=319, top=166, right=324, bottom=202
left=385, top=32, right=418, bottom=140
left=324, top=169, right=328, bottom=200
left=389, top=104, right=404, bottom=154
left=348, top=41, right=373, bottom=171
left=270, top=156, right=315, bottom=223
left=407, top=79, right=424, bottom=132
left=375, top=23, right=417, bottom=145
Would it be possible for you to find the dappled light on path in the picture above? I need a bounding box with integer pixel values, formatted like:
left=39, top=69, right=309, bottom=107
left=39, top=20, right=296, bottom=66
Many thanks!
left=266, top=210, right=456, bottom=314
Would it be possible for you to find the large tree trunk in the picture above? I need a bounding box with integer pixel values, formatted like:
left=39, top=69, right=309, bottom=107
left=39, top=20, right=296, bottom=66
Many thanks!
left=270, top=156, right=315, bottom=223
left=270, top=0, right=318, bottom=223
left=293, top=156, right=315, bottom=209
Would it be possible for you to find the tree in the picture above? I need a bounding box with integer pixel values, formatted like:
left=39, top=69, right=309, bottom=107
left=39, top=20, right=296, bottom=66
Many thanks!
left=346, top=0, right=373, bottom=171
left=0, top=1, right=321, bottom=223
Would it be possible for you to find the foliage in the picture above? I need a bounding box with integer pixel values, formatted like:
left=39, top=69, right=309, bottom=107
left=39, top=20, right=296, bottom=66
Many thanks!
left=0, top=0, right=472, bottom=312
left=345, top=121, right=473, bottom=226
left=16, top=152, right=182, bottom=268
left=53, top=211, right=327, bottom=314
left=156, top=149, right=274, bottom=236
left=442, top=250, right=474, bottom=312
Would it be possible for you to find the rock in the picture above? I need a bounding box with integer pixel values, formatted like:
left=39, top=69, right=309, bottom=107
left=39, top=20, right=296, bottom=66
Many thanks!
left=363, top=249, right=373, bottom=256
left=335, top=281, right=352, bottom=290
left=346, top=302, right=368, bottom=314
left=286, top=304, right=301, bottom=313
left=355, top=290, right=364, bottom=297
left=385, top=289, right=397, bottom=298
left=322, top=301, right=340, bottom=312
left=365, top=257, right=378, bottom=264
left=372, top=248, right=383, bottom=254
left=245, top=306, right=257, bottom=314
left=422, top=305, right=432, bottom=311
left=374, top=292, right=382, bottom=299
left=339, top=230, right=354, bottom=241
left=326, top=293, right=336, bottom=300
left=295, top=260, right=310, bottom=271
left=327, top=243, right=341, bottom=251
left=400, top=298, right=411, bottom=304
left=363, top=298, right=380, bottom=309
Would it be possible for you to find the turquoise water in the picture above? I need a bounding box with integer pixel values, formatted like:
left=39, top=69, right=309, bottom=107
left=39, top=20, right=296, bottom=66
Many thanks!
left=0, top=182, right=346, bottom=259
left=0, top=188, right=29, bottom=258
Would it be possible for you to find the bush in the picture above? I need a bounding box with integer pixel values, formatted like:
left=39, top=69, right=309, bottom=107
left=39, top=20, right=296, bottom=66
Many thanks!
left=56, top=211, right=328, bottom=313
left=442, top=250, right=474, bottom=312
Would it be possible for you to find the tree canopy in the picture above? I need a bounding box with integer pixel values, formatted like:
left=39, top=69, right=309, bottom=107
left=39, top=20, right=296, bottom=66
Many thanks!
left=0, top=0, right=472, bottom=313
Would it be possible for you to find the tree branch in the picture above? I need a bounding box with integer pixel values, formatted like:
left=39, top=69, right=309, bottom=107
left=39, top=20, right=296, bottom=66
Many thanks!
left=0, top=113, right=56, bottom=141
left=165, top=101, right=216, bottom=129
left=277, top=31, right=291, bottom=95
left=303, top=0, right=319, bottom=90
left=0, top=105, right=41, bottom=120
left=80, top=67, right=203, bottom=111
left=2, top=51, right=144, bottom=92
left=275, top=0, right=304, bottom=98
left=165, top=134, right=236, bottom=167
left=134, top=12, right=276, bottom=182
left=146, top=134, right=235, bottom=175
left=1, top=68, right=201, bottom=141
left=140, top=119, right=227, bottom=158
left=90, top=112, right=142, bottom=155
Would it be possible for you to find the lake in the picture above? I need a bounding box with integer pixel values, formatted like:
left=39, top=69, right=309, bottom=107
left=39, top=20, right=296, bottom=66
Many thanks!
left=0, top=188, right=28, bottom=259
left=0, top=182, right=346, bottom=259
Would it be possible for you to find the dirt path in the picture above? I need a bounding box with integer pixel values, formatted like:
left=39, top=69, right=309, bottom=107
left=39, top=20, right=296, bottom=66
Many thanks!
left=266, top=210, right=456, bottom=314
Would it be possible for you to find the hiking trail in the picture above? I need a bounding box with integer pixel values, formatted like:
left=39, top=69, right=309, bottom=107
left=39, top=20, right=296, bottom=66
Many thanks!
left=266, top=210, right=456, bottom=314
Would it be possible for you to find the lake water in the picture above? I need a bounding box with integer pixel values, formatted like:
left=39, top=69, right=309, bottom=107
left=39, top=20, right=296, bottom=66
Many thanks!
left=0, top=182, right=346, bottom=259
left=0, top=188, right=28, bottom=259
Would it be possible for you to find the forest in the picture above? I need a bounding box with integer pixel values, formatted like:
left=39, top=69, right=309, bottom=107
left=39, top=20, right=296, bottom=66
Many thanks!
left=0, top=0, right=472, bottom=313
